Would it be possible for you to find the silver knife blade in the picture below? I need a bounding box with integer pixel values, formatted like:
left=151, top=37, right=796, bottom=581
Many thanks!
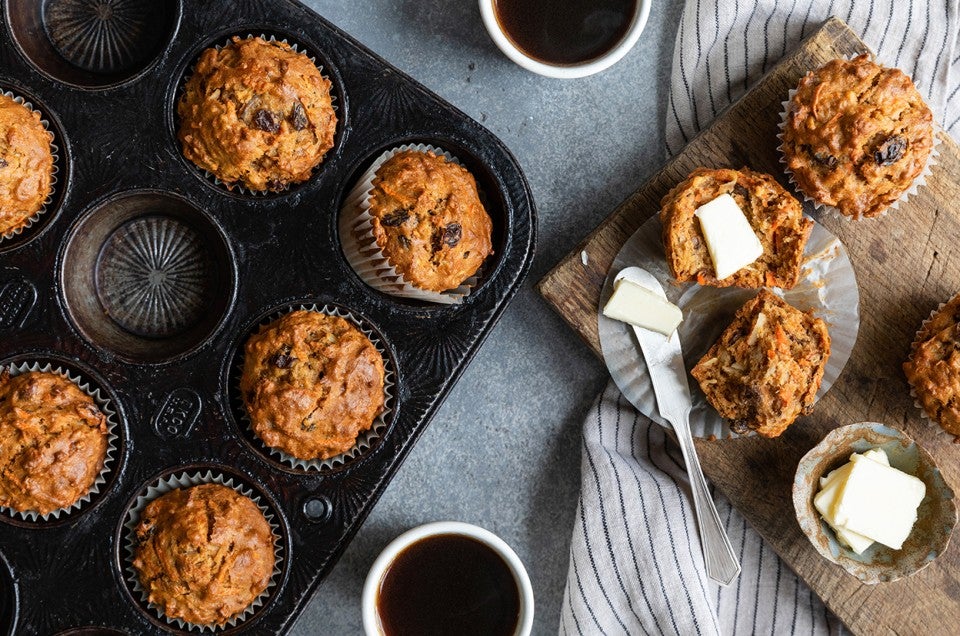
left=614, top=266, right=691, bottom=424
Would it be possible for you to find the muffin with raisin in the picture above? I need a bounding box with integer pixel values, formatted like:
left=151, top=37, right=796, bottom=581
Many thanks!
left=0, top=370, right=108, bottom=515
left=241, top=309, right=385, bottom=461
left=781, top=55, right=933, bottom=219
left=660, top=167, right=812, bottom=289
left=0, top=94, right=54, bottom=235
left=340, top=148, right=493, bottom=302
left=692, top=290, right=831, bottom=438
left=131, top=483, right=274, bottom=626
left=904, top=292, right=960, bottom=437
left=177, top=36, right=337, bottom=192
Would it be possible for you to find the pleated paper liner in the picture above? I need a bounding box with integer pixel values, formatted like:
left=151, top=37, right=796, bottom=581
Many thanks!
left=339, top=143, right=483, bottom=305
left=121, top=470, right=284, bottom=633
left=0, top=361, right=119, bottom=522
left=233, top=303, right=395, bottom=472
left=776, top=59, right=940, bottom=221
left=905, top=296, right=960, bottom=441
left=0, top=90, right=60, bottom=242
left=176, top=33, right=339, bottom=196
left=598, top=213, right=860, bottom=440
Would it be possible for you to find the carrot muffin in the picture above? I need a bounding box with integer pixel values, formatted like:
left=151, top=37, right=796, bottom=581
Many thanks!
left=177, top=36, right=337, bottom=192
left=781, top=55, right=933, bottom=219
left=364, top=149, right=493, bottom=293
left=904, top=292, right=960, bottom=436
left=692, top=289, right=831, bottom=437
left=241, top=310, right=385, bottom=461
left=0, top=370, right=108, bottom=515
left=660, top=167, right=811, bottom=289
left=0, top=94, right=54, bottom=235
left=132, top=483, right=274, bottom=626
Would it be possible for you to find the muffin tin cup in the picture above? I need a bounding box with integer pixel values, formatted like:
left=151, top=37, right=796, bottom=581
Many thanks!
left=0, top=361, right=119, bottom=523
left=339, top=143, right=482, bottom=305
left=121, top=470, right=284, bottom=633
left=777, top=78, right=941, bottom=221
left=0, top=90, right=60, bottom=243
left=177, top=33, right=338, bottom=197
left=905, top=298, right=959, bottom=439
left=234, top=303, right=396, bottom=472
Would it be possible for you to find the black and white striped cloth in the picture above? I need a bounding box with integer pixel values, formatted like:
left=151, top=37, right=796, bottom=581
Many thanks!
left=561, top=3, right=959, bottom=634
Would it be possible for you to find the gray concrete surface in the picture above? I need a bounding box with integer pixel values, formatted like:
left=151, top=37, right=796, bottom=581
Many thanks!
left=292, top=1, right=685, bottom=633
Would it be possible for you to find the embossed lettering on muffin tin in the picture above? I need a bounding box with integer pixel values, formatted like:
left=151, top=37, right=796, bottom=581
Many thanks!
left=0, top=359, right=120, bottom=523
left=228, top=303, right=396, bottom=472
left=120, top=469, right=286, bottom=633
left=0, top=88, right=65, bottom=250
left=171, top=31, right=345, bottom=198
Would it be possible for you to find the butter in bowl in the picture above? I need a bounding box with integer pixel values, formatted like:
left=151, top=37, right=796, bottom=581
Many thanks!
left=793, top=422, right=957, bottom=583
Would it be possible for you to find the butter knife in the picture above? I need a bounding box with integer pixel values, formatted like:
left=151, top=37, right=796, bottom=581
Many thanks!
left=615, top=266, right=741, bottom=586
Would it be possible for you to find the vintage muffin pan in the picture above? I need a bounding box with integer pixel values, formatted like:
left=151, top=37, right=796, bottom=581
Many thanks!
left=0, top=0, right=535, bottom=633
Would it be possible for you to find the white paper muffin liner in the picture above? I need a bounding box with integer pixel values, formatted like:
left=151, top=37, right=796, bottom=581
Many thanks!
left=339, top=143, right=482, bottom=304
left=0, top=90, right=60, bottom=241
left=178, top=34, right=337, bottom=196
left=236, top=303, right=395, bottom=471
left=0, top=361, right=118, bottom=522
left=777, top=60, right=941, bottom=220
left=905, top=298, right=960, bottom=440
left=122, top=470, right=283, bottom=632
left=598, top=214, right=860, bottom=439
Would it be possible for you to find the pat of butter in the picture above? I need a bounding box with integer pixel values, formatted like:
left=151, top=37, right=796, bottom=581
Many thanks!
left=694, top=193, right=764, bottom=280
left=602, top=278, right=683, bottom=336
left=814, top=448, right=925, bottom=553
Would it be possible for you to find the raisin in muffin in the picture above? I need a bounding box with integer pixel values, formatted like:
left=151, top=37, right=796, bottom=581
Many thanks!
left=781, top=55, right=933, bottom=219
left=132, top=483, right=274, bottom=626
left=0, top=94, right=54, bottom=235
left=241, top=310, right=385, bottom=461
left=0, top=370, right=108, bottom=515
left=904, top=292, right=960, bottom=436
left=177, top=36, right=337, bottom=192
left=692, top=290, right=831, bottom=437
left=660, top=167, right=812, bottom=289
left=352, top=149, right=493, bottom=294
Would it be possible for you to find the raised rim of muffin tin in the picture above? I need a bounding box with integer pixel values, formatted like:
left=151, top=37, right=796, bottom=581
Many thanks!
left=4, top=0, right=183, bottom=90
left=0, top=352, right=127, bottom=529
left=166, top=27, right=349, bottom=200
left=0, top=550, right=16, bottom=636
left=0, top=81, right=70, bottom=254
left=115, top=465, right=290, bottom=635
left=57, top=189, right=238, bottom=366
left=333, top=135, right=511, bottom=311
left=224, top=299, right=400, bottom=475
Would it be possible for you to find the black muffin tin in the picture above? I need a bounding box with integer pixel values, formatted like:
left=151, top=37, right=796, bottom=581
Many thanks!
left=0, top=0, right=535, bottom=633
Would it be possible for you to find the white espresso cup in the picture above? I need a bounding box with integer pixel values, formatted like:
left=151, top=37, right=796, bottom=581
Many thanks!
left=362, top=521, right=535, bottom=636
left=478, top=0, right=652, bottom=78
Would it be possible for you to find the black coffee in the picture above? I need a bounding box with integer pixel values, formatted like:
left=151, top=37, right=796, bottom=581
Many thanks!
left=494, top=0, right=638, bottom=66
left=376, top=534, right=521, bottom=636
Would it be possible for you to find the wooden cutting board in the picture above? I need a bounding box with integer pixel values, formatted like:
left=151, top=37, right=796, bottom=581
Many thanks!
left=538, top=17, right=960, bottom=634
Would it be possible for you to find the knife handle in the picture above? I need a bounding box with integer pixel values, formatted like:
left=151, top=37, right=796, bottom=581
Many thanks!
left=672, top=413, right=741, bottom=586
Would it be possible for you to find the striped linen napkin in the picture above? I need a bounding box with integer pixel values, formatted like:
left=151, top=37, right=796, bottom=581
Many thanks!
left=561, top=2, right=959, bottom=634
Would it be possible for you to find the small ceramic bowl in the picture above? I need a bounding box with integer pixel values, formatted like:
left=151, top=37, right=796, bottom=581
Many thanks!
left=793, top=422, right=957, bottom=583
left=362, top=521, right=534, bottom=635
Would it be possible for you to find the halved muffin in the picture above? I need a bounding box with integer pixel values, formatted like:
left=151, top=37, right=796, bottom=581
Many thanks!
left=660, top=167, right=812, bottom=289
left=692, top=289, right=831, bottom=437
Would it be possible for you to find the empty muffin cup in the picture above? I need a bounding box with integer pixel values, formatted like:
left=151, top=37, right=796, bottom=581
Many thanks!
left=793, top=422, right=956, bottom=583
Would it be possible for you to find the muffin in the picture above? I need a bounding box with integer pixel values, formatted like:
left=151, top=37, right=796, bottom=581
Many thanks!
left=342, top=148, right=493, bottom=298
left=660, top=167, right=812, bottom=289
left=692, top=289, right=831, bottom=437
left=0, top=94, right=54, bottom=235
left=241, top=309, right=386, bottom=461
left=177, top=36, right=337, bottom=192
left=904, top=292, right=960, bottom=436
left=131, top=483, right=274, bottom=626
left=781, top=55, right=933, bottom=219
left=0, top=370, right=108, bottom=515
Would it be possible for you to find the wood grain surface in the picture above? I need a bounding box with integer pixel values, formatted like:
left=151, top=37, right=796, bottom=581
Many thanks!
left=537, top=18, right=960, bottom=634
